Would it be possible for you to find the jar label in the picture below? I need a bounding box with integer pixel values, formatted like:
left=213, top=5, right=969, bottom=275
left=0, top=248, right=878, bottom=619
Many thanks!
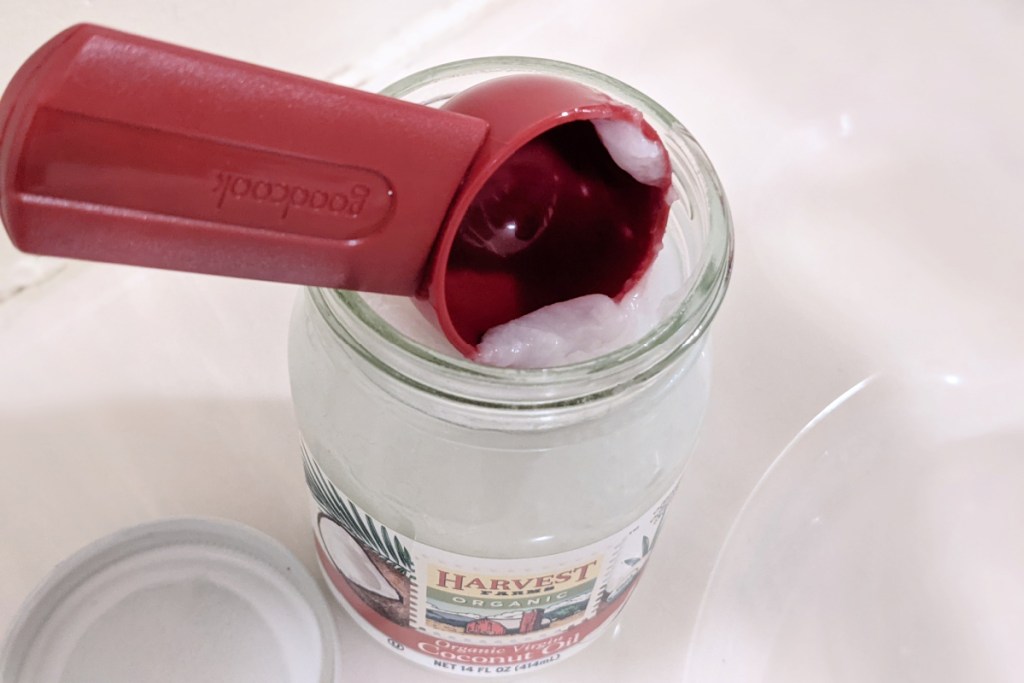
left=304, top=447, right=674, bottom=676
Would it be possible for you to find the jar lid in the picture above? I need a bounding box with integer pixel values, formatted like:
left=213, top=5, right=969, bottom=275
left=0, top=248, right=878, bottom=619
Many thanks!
left=0, top=518, right=339, bottom=683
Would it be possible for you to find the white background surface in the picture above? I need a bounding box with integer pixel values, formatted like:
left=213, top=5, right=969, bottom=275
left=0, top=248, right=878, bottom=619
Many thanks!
left=1, top=1, right=1022, bottom=681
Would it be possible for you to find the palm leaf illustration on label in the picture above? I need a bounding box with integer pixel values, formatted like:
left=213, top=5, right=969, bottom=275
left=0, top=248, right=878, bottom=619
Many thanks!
left=304, top=450, right=414, bottom=625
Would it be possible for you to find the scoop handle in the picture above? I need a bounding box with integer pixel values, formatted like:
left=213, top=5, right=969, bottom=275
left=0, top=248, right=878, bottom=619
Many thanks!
left=0, top=24, right=488, bottom=293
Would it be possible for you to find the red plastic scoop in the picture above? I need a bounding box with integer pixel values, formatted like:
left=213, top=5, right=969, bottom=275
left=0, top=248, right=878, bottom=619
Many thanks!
left=0, top=24, right=669, bottom=357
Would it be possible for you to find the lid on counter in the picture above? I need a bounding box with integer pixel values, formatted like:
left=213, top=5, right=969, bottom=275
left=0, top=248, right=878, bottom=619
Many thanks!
left=0, top=518, right=338, bottom=683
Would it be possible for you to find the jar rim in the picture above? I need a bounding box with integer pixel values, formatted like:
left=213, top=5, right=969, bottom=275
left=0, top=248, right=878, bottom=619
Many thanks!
left=310, top=56, right=733, bottom=401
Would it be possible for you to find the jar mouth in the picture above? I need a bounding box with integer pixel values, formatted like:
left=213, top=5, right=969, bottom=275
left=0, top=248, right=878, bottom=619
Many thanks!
left=311, top=56, right=733, bottom=397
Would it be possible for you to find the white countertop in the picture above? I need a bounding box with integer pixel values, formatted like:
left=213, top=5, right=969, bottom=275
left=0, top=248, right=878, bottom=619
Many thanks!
left=2, top=1, right=1022, bottom=681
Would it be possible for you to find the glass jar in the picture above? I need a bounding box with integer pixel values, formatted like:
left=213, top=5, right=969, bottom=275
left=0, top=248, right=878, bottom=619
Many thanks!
left=288, top=57, right=732, bottom=676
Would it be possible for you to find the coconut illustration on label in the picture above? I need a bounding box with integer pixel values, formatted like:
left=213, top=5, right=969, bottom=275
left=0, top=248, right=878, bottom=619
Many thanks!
left=316, top=514, right=412, bottom=627
left=318, top=515, right=401, bottom=601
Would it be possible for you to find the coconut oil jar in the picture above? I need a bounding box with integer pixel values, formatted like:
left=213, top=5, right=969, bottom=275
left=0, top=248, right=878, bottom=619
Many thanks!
left=288, top=58, right=733, bottom=675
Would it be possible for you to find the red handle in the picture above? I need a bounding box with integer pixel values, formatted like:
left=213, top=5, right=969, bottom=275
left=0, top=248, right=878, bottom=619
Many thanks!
left=0, top=24, right=488, bottom=293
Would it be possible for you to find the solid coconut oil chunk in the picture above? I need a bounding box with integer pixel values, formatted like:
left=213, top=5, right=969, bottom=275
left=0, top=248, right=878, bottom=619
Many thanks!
left=592, top=118, right=670, bottom=186
left=363, top=229, right=687, bottom=368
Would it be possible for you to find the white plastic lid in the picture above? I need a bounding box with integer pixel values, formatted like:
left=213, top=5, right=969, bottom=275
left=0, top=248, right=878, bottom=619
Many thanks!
left=1, top=518, right=338, bottom=683
left=684, top=371, right=1024, bottom=682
